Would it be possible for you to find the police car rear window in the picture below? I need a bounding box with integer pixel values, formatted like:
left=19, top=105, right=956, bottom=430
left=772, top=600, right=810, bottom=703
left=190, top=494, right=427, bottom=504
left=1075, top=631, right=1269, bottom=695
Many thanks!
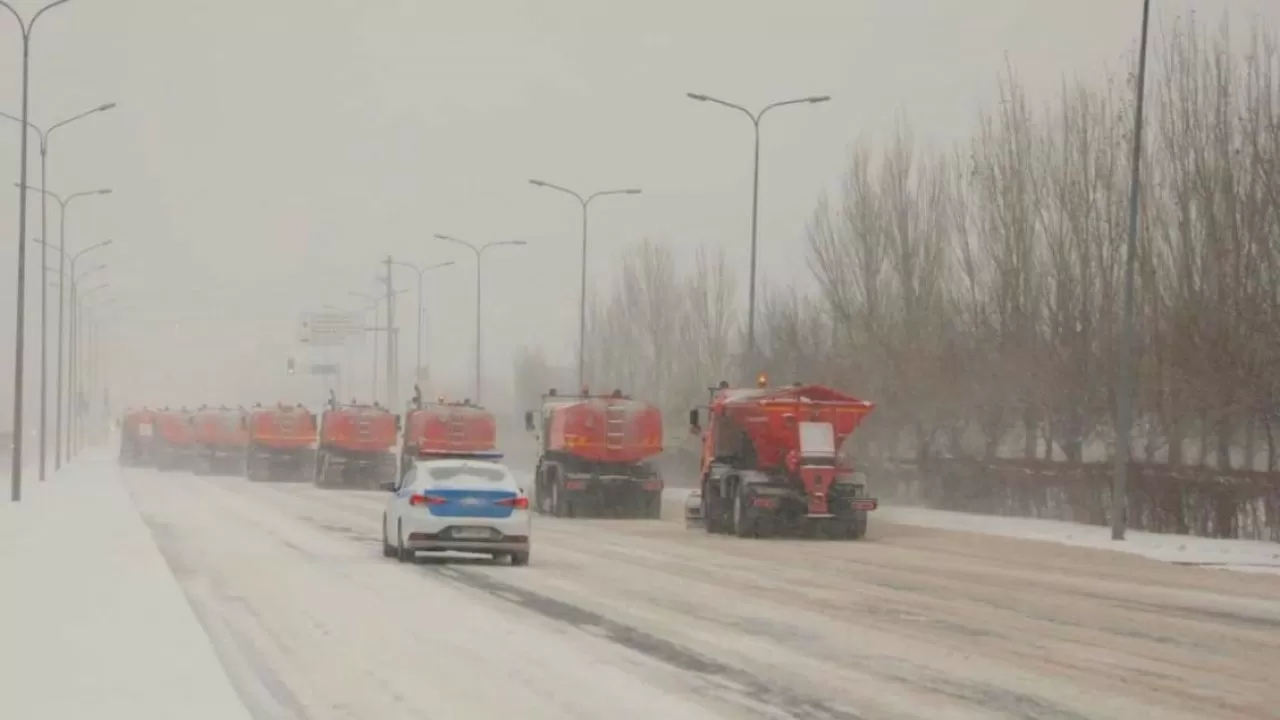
left=426, top=465, right=506, bottom=483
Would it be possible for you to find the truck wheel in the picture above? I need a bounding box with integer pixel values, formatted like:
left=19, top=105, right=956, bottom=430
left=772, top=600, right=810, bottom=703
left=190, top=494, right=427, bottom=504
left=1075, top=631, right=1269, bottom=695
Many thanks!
left=510, top=550, right=530, bottom=566
left=845, top=511, right=868, bottom=540
left=644, top=492, right=662, bottom=519
left=704, top=483, right=725, bottom=534
left=732, top=483, right=755, bottom=538
left=552, top=482, right=571, bottom=518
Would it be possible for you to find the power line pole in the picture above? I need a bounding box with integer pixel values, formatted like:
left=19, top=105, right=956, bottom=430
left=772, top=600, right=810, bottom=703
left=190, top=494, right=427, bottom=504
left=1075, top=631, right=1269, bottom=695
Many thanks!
left=384, top=256, right=396, bottom=409
left=1112, top=0, right=1153, bottom=542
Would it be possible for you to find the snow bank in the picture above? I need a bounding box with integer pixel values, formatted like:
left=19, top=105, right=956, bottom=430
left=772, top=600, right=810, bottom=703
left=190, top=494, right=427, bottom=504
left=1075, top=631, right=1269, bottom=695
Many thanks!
left=879, top=506, right=1280, bottom=575
left=0, top=453, right=253, bottom=720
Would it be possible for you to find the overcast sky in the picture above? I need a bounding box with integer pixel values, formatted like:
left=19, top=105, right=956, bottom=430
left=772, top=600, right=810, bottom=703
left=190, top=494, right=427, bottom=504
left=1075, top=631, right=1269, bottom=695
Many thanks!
left=1, top=0, right=1277, bottom=418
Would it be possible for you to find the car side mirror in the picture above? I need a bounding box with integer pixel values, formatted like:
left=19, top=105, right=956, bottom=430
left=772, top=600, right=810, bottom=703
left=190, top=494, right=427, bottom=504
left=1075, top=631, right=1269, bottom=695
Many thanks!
left=524, top=410, right=535, bottom=432
left=379, top=480, right=397, bottom=492
left=395, top=414, right=403, bottom=431
left=688, top=408, right=701, bottom=434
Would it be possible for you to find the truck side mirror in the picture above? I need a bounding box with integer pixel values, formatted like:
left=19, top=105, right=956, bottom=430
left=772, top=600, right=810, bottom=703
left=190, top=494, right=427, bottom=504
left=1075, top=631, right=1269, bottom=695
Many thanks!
left=395, top=414, right=403, bottom=432
left=524, top=410, right=535, bottom=432
left=688, top=408, right=700, bottom=434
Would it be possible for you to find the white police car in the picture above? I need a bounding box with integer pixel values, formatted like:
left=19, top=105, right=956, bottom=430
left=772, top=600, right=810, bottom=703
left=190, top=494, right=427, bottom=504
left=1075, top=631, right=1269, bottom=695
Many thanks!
left=382, top=451, right=531, bottom=565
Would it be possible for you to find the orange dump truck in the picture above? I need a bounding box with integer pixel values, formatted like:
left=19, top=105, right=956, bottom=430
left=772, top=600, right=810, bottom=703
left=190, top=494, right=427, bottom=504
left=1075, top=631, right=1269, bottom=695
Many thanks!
left=152, top=407, right=199, bottom=472
left=245, top=403, right=318, bottom=482
left=191, top=405, right=249, bottom=475
left=524, top=388, right=663, bottom=518
left=400, top=388, right=497, bottom=476
left=118, top=407, right=157, bottom=468
left=314, top=392, right=399, bottom=489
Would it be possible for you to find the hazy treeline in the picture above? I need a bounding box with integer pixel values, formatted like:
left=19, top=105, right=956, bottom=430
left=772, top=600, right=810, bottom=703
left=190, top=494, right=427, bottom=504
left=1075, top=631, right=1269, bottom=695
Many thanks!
left=521, top=17, right=1280, bottom=480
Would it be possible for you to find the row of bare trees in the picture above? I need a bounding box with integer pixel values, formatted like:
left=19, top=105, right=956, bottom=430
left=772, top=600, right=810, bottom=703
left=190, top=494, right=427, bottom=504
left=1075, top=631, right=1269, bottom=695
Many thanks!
left=516, top=18, right=1279, bottom=481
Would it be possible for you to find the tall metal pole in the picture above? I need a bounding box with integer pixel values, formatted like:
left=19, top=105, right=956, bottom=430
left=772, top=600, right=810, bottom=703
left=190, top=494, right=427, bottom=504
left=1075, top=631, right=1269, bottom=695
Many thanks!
left=685, top=91, right=830, bottom=372
left=434, top=234, right=526, bottom=405
left=5, top=4, right=32, bottom=501
left=391, top=260, right=454, bottom=393
left=1, top=0, right=77, bottom=500
left=527, top=180, right=641, bottom=390
left=383, top=257, right=396, bottom=408
left=2, top=102, right=114, bottom=479
left=1112, top=0, right=1153, bottom=542
left=579, top=204, right=587, bottom=390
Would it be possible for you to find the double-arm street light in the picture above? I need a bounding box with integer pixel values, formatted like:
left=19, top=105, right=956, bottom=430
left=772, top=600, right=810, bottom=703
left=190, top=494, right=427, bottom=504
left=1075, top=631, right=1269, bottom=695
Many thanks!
left=390, top=260, right=455, bottom=390
left=349, top=289, right=405, bottom=404
left=35, top=236, right=112, bottom=464
left=527, top=179, right=641, bottom=390
left=685, top=91, right=830, bottom=370
left=71, top=280, right=109, bottom=455
left=433, top=234, right=526, bottom=405
left=2, top=0, right=79, bottom=501
left=24, top=186, right=112, bottom=466
left=2, top=102, right=115, bottom=482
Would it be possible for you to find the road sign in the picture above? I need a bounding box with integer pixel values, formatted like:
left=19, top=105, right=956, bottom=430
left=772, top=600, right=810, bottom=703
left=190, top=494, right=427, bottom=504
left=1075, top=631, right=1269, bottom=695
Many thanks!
left=309, top=363, right=340, bottom=375
left=298, top=311, right=364, bottom=347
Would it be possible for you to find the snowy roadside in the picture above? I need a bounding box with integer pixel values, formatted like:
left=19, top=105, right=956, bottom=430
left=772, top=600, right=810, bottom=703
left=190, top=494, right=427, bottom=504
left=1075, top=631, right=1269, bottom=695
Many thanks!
left=658, top=488, right=1280, bottom=575
left=0, top=452, right=254, bottom=720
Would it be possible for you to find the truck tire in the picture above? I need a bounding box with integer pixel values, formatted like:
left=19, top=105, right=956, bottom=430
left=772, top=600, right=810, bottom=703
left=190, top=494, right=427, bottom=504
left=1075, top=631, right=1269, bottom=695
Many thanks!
left=704, top=482, right=726, bottom=534
left=552, top=481, right=572, bottom=518
left=732, top=483, right=755, bottom=538
left=845, top=511, right=868, bottom=540
left=643, top=491, right=662, bottom=519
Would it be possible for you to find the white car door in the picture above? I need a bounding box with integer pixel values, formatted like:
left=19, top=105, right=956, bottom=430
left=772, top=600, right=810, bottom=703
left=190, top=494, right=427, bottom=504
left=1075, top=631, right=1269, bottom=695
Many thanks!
left=386, top=466, right=419, bottom=537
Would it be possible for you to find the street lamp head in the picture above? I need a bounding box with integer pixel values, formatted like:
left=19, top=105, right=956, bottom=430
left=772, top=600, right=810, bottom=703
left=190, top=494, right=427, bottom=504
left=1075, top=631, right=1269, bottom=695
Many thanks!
left=510, top=241, right=529, bottom=246
left=101, top=239, right=114, bottom=248
left=96, top=189, right=112, bottom=195
left=433, top=233, right=452, bottom=241
left=98, top=102, right=118, bottom=112
left=528, top=179, right=548, bottom=187
left=687, top=92, right=710, bottom=102
left=806, top=95, right=832, bottom=104
left=622, top=188, right=642, bottom=195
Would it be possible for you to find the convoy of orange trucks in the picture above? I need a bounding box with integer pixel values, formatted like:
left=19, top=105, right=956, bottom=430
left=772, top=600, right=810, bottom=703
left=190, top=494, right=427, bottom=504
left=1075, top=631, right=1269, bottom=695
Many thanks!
left=114, top=375, right=877, bottom=541
left=524, top=387, right=665, bottom=518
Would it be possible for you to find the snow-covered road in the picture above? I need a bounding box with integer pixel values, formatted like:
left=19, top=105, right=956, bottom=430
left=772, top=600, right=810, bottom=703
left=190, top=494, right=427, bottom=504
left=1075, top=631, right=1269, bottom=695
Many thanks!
left=122, top=468, right=1280, bottom=720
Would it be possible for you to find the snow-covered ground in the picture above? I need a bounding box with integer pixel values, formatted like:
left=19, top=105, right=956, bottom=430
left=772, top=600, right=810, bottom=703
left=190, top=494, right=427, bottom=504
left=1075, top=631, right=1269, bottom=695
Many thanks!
left=662, top=488, right=1280, bottom=576
left=0, top=453, right=253, bottom=720
left=877, top=506, right=1280, bottom=576
left=6, top=456, right=1279, bottom=719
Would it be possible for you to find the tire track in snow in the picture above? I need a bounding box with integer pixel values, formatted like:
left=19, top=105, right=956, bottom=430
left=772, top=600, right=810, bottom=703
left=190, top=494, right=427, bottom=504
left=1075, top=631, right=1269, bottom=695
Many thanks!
left=426, top=564, right=868, bottom=720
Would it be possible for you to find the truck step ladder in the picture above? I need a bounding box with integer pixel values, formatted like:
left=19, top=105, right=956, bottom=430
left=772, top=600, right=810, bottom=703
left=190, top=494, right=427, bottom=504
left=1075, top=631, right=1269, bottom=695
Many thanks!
left=605, top=405, right=626, bottom=450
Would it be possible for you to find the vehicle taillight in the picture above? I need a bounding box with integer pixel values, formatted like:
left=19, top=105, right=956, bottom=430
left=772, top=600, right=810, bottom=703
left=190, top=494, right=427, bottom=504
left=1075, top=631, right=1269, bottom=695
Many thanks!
left=409, top=494, right=445, bottom=507
left=496, top=496, right=529, bottom=510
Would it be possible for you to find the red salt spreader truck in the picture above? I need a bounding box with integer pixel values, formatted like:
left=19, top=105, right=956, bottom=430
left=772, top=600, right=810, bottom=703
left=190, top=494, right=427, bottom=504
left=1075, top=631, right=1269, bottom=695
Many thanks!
left=524, top=387, right=664, bottom=518
left=685, top=376, right=878, bottom=539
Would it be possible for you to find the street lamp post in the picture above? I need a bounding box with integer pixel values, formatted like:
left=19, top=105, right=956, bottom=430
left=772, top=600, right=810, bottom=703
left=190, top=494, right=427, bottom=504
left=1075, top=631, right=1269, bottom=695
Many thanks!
left=685, top=91, right=830, bottom=371
left=1, top=0, right=78, bottom=501
left=391, top=260, right=455, bottom=391
left=1112, top=0, right=1153, bottom=542
left=527, top=179, right=641, bottom=390
left=349, top=289, right=405, bottom=404
left=1, top=101, right=115, bottom=481
left=38, top=237, right=112, bottom=462
left=71, top=281, right=108, bottom=455
left=23, top=186, right=112, bottom=466
left=433, top=234, right=526, bottom=405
